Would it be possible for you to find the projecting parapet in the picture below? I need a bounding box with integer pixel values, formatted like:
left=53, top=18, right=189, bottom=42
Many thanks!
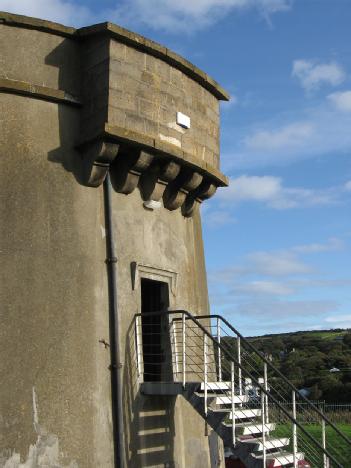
left=1, top=12, right=228, bottom=217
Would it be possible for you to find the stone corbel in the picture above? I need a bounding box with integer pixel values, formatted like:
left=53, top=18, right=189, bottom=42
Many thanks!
left=182, top=178, right=217, bottom=217
left=140, top=160, right=181, bottom=202
left=163, top=168, right=203, bottom=211
left=79, top=140, right=120, bottom=187
left=110, top=150, right=154, bottom=194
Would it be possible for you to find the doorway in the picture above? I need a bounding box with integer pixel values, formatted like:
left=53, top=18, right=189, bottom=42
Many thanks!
left=141, top=279, right=170, bottom=382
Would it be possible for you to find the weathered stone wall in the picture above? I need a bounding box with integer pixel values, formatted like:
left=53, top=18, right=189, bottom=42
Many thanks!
left=0, top=12, right=228, bottom=468
left=80, top=35, right=109, bottom=140
left=0, top=24, right=80, bottom=96
left=108, top=40, right=220, bottom=170
left=0, top=93, right=113, bottom=467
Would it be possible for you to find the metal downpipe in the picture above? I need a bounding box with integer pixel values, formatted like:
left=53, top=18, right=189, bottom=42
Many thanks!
left=103, top=172, right=125, bottom=468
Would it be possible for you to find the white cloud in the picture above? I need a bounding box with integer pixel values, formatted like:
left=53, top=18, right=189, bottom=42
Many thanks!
left=247, top=251, right=312, bottom=276
left=292, top=59, right=346, bottom=92
left=216, top=175, right=339, bottom=210
left=244, top=122, right=314, bottom=152
left=233, top=280, right=294, bottom=295
left=0, top=0, right=293, bottom=31
left=292, top=237, right=344, bottom=253
left=221, top=95, right=238, bottom=110
left=345, top=181, right=351, bottom=191
left=222, top=102, right=351, bottom=170
left=325, top=314, right=351, bottom=324
left=0, top=0, right=92, bottom=26
left=203, top=209, right=236, bottom=227
left=210, top=250, right=312, bottom=280
left=220, top=175, right=281, bottom=201
left=328, top=90, right=351, bottom=112
left=208, top=237, right=349, bottom=333
left=257, top=0, right=292, bottom=14
left=232, top=299, right=338, bottom=319
left=210, top=237, right=344, bottom=284
left=113, top=0, right=293, bottom=32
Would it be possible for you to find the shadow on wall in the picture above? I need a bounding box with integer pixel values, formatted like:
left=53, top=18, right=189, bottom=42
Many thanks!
left=45, top=38, right=97, bottom=187
left=125, top=320, right=177, bottom=468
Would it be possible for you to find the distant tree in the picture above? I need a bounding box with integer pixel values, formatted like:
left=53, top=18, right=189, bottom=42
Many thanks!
left=343, top=333, right=351, bottom=347
left=309, top=384, right=323, bottom=400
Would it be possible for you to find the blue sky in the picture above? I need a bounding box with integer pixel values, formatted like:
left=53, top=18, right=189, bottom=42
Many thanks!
left=3, top=0, right=350, bottom=336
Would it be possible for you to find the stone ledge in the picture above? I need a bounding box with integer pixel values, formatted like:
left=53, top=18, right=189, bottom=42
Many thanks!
left=101, top=123, right=228, bottom=187
left=0, top=11, right=230, bottom=101
left=0, top=11, right=75, bottom=37
left=0, top=77, right=82, bottom=106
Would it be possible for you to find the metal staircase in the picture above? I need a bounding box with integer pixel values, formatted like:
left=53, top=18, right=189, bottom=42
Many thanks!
left=133, top=310, right=351, bottom=467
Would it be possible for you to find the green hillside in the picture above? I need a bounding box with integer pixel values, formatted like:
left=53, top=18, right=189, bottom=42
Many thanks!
left=244, top=329, right=351, bottom=402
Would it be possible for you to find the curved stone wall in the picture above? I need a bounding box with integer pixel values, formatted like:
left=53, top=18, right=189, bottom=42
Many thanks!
left=0, top=12, right=228, bottom=468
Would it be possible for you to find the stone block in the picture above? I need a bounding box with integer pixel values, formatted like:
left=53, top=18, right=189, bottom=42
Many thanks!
left=155, top=58, right=171, bottom=82
left=125, top=112, right=146, bottom=134
left=141, top=70, right=161, bottom=87
left=84, top=39, right=110, bottom=69
left=109, top=88, right=138, bottom=112
left=110, top=40, right=127, bottom=61
left=170, top=67, right=184, bottom=88
left=181, top=134, right=196, bottom=157
left=110, top=59, right=142, bottom=83
left=108, top=106, right=127, bottom=127
left=125, top=44, right=146, bottom=68
left=139, top=98, right=159, bottom=120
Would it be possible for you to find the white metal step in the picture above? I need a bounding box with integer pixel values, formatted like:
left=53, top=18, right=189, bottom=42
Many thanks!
left=254, top=451, right=305, bottom=466
left=228, top=409, right=261, bottom=420
left=200, top=382, right=231, bottom=391
left=214, top=395, right=249, bottom=405
left=227, top=422, right=275, bottom=435
left=240, top=437, right=290, bottom=452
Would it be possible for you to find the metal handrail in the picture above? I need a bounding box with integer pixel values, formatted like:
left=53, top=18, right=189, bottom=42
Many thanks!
left=134, top=310, right=344, bottom=467
left=194, top=313, right=351, bottom=447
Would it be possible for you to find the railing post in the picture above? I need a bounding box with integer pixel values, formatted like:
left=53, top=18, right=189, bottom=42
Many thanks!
left=182, top=313, right=186, bottom=388
left=237, top=337, right=242, bottom=397
left=135, top=316, right=142, bottom=381
left=172, top=320, right=179, bottom=379
left=217, top=317, right=222, bottom=382
left=292, top=390, right=297, bottom=468
left=322, top=419, right=329, bottom=468
left=261, top=390, right=266, bottom=467
left=264, top=363, right=269, bottom=423
left=204, top=333, right=208, bottom=416
left=231, top=361, right=236, bottom=446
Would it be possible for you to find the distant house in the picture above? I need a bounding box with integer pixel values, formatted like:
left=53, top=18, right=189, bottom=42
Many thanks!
left=330, top=367, right=341, bottom=373
left=334, top=336, right=344, bottom=342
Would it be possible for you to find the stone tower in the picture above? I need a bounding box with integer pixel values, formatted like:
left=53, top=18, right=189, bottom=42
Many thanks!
left=0, top=12, right=229, bottom=468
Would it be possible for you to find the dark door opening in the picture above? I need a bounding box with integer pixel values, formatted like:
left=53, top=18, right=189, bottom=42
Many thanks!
left=141, top=279, right=170, bottom=382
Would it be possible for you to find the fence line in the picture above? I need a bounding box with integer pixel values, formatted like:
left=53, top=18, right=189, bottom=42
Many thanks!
left=267, top=401, right=351, bottom=424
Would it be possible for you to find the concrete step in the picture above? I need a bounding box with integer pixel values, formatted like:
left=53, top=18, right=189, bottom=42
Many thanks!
left=254, top=451, right=305, bottom=467
left=239, top=437, right=290, bottom=452
left=226, top=422, right=275, bottom=436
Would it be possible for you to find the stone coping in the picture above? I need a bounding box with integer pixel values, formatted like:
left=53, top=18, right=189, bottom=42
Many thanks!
left=0, top=77, right=81, bottom=106
left=0, top=11, right=230, bottom=101
left=80, top=123, right=229, bottom=187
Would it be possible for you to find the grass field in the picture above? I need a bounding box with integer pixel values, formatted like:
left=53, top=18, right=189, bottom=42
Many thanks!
left=307, top=331, right=346, bottom=340
left=271, top=423, right=351, bottom=465
left=249, top=330, right=347, bottom=341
